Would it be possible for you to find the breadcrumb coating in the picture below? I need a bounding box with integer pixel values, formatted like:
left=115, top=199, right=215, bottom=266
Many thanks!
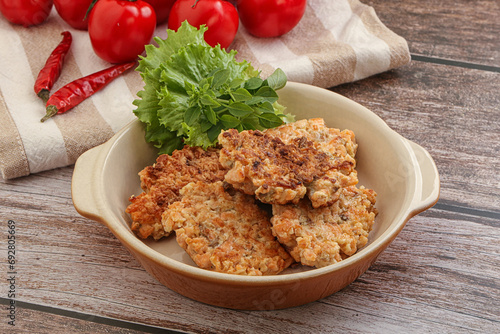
left=126, top=118, right=379, bottom=274
left=126, top=146, right=226, bottom=240
left=218, top=128, right=335, bottom=206
left=265, top=118, right=359, bottom=207
left=218, top=118, right=360, bottom=208
left=162, top=181, right=294, bottom=275
left=265, top=118, right=358, bottom=169
left=271, top=186, right=377, bottom=268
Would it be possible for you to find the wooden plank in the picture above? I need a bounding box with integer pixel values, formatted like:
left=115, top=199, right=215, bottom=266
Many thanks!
left=0, top=304, right=153, bottom=334
left=1, top=166, right=497, bottom=333
left=367, top=0, right=500, bottom=66
left=331, top=61, right=500, bottom=210
left=6, top=207, right=499, bottom=333
left=2, top=65, right=498, bottom=214
left=1, top=59, right=498, bottom=333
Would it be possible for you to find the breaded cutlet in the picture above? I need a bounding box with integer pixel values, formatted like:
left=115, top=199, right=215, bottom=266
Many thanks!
left=162, top=181, right=294, bottom=275
left=218, top=128, right=335, bottom=206
left=271, top=186, right=377, bottom=268
left=126, top=146, right=226, bottom=240
left=218, top=119, right=360, bottom=208
left=264, top=118, right=358, bottom=172
left=265, top=118, right=359, bottom=207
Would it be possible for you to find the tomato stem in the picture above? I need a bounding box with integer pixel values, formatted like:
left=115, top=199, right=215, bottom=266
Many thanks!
left=84, top=0, right=98, bottom=20
left=192, top=0, right=201, bottom=8
left=85, top=0, right=139, bottom=19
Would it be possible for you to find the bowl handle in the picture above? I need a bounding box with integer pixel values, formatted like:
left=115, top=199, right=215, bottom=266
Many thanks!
left=71, top=145, right=106, bottom=224
left=408, top=140, right=440, bottom=213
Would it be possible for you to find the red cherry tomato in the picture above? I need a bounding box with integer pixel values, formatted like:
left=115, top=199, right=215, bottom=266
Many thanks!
left=53, top=0, right=93, bottom=30
left=237, top=0, right=306, bottom=38
left=168, top=0, right=239, bottom=49
left=143, top=0, right=176, bottom=24
left=88, top=0, right=156, bottom=64
left=0, top=0, right=53, bottom=27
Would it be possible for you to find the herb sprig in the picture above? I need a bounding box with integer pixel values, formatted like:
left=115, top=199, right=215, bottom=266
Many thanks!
left=133, top=22, right=293, bottom=155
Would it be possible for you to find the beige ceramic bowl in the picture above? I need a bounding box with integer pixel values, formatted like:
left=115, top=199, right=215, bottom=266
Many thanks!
left=72, top=82, right=439, bottom=310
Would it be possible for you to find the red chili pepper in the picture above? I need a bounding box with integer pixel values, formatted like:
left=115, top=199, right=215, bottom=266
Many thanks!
left=40, top=62, right=136, bottom=122
left=34, top=31, right=72, bottom=104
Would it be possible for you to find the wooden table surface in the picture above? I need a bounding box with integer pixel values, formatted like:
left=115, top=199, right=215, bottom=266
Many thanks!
left=1, top=0, right=499, bottom=333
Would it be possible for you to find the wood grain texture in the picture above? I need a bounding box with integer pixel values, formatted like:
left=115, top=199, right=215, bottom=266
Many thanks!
left=0, top=303, right=150, bottom=334
left=1, top=167, right=498, bottom=333
left=331, top=62, right=500, bottom=210
left=1, top=0, right=499, bottom=332
left=367, top=0, right=500, bottom=67
left=1, top=67, right=499, bottom=332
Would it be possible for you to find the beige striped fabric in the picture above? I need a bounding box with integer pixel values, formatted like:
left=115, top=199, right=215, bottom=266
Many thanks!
left=0, top=0, right=410, bottom=179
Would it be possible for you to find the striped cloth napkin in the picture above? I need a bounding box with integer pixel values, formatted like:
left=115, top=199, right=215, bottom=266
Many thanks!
left=0, top=0, right=410, bottom=180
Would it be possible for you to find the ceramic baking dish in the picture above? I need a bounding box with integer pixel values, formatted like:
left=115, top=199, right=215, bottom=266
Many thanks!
left=72, top=82, right=439, bottom=310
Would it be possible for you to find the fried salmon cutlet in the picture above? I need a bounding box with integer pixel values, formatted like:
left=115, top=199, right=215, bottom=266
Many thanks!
left=218, top=128, right=335, bottom=206
left=126, top=146, right=226, bottom=240
left=271, top=186, right=377, bottom=268
left=126, top=117, right=378, bottom=274
left=162, top=181, right=294, bottom=275
left=265, top=118, right=359, bottom=207
left=218, top=119, right=359, bottom=208
left=264, top=118, right=358, bottom=172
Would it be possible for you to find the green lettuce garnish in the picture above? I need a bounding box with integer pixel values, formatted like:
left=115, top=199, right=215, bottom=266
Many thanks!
left=133, top=21, right=293, bottom=155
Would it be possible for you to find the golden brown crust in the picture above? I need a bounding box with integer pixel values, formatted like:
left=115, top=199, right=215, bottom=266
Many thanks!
left=264, top=118, right=357, bottom=161
left=126, top=146, right=226, bottom=240
left=265, top=118, right=359, bottom=208
left=271, top=186, right=377, bottom=268
left=126, top=118, right=378, bottom=274
left=162, top=181, right=294, bottom=275
left=218, top=119, right=360, bottom=208
left=218, top=128, right=336, bottom=205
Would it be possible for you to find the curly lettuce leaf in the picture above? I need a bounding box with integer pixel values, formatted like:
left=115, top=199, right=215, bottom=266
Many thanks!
left=133, top=21, right=292, bottom=154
